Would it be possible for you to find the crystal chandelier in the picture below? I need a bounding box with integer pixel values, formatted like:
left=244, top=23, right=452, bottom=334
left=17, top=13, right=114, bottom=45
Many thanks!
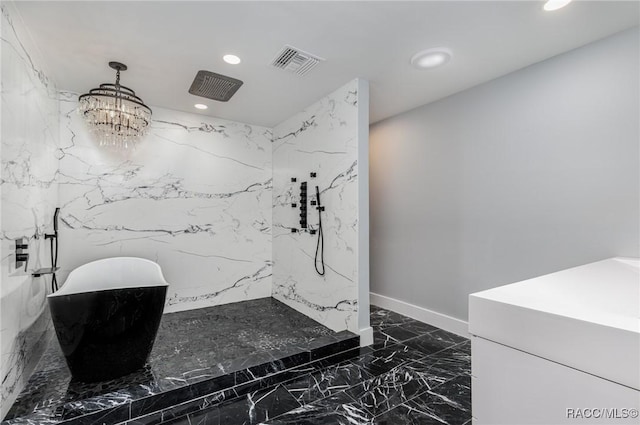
left=79, top=61, right=152, bottom=150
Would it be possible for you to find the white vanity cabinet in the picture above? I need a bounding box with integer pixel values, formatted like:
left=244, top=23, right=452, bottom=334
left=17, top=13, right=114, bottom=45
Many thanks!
left=469, top=258, right=640, bottom=425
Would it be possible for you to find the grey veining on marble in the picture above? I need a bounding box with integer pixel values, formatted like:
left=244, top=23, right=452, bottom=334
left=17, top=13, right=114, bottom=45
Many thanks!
left=0, top=3, right=59, bottom=418
left=272, top=80, right=361, bottom=333
left=57, top=94, right=273, bottom=313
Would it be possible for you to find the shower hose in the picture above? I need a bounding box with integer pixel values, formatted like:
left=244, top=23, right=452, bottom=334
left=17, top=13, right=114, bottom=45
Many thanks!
left=315, top=186, right=325, bottom=276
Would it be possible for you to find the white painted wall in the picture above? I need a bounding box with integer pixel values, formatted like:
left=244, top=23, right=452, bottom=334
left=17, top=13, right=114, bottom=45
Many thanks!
left=0, top=3, right=59, bottom=417
left=369, top=27, right=639, bottom=323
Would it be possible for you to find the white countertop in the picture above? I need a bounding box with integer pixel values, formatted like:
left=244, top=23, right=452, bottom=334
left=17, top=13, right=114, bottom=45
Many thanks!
left=469, top=257, right=640, bottom=390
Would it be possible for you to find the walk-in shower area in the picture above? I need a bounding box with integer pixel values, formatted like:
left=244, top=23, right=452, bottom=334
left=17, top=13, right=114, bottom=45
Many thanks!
left=0, top=3, right=370, bottom=423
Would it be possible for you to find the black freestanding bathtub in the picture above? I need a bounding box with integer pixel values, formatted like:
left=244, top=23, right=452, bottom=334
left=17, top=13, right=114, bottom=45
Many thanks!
left=47, top=257, right=169, bottom=382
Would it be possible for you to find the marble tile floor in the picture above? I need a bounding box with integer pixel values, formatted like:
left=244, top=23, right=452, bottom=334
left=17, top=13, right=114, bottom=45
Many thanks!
left=160, top=306, right=471, bottom=425
left=3, top=298, right=359, bottom=425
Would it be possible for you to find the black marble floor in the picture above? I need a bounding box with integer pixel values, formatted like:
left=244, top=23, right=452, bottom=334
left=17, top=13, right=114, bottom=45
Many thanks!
left=3, top=298, right=358, bottom=425
left=160, top=306, right=472, bottom=425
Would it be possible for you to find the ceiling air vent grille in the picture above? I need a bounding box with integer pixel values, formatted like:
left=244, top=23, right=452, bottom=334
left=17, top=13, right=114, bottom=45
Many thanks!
left=188, top=71, right=243, bottom=102
left=270, top=45, right=324, bottom=76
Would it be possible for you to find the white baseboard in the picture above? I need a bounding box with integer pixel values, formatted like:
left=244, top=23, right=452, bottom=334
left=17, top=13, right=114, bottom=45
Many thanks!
left=358, top=326, right=373, bottom=347
left=370, top=292, right=469, bottom=338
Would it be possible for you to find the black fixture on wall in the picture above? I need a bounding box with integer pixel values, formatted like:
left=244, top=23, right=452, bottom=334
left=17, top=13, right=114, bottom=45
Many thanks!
left=299, top=181, right=308, bottom=229
left=15, top=238, right=29, bottom=271
left=44, top=208, right=60, bottom=292
left=32, top=208, right=61, bottom=292
left=288, top=173, right=326, bottom=276
left=314, top=185, right=325, bottom=276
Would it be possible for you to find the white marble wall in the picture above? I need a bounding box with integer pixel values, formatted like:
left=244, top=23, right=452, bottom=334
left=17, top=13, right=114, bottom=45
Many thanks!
left=0, top=3, right=59, bottom=418
left=58, top=97, right=273, bottom=313
left=0, top=6, right=367, bottom=414
left=272, top=80, right=361, bottom=333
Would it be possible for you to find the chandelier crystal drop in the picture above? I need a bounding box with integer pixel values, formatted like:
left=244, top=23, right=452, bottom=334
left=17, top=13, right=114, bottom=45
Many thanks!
left=78, top=62, right=152, bottom=150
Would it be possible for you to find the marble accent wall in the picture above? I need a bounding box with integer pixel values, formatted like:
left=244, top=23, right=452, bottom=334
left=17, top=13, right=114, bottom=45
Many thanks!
left=57, top=97, right=272, bottom=313
left=0, top=6, right=369, bottom=415
left=0, top=3, right=59, bottom=418
left=272, top=79, right=362, bottom=333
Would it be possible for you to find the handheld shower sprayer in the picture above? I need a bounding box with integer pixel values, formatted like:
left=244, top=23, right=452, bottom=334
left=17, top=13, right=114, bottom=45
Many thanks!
left=53, top=207, right=59, bottom=234
left=45, top=208, right=60, bottom=292
left=314, top=186, right=325, bottom=276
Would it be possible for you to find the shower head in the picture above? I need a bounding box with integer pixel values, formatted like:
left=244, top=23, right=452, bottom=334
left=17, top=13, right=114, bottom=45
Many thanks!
left=188, top=70, right=243, bottom=102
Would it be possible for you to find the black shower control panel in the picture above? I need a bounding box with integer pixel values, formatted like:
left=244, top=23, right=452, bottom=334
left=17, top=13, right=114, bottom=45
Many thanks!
left=299, top=181, right=308, bottom=228
left=290, top=174, right=318, bottom=232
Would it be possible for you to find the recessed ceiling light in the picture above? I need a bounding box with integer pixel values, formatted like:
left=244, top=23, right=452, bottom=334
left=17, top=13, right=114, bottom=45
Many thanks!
left=223, top=54, right=241, bottom=65
left=543, top=0, right=572, bottom=11
left=194, top=104, right=208, bottom=110
left=410, top=48, right=452, bottom=69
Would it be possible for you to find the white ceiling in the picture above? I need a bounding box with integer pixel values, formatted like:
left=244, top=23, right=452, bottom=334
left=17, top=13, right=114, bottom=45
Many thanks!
left=14, top=1, right=639, bottom=127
